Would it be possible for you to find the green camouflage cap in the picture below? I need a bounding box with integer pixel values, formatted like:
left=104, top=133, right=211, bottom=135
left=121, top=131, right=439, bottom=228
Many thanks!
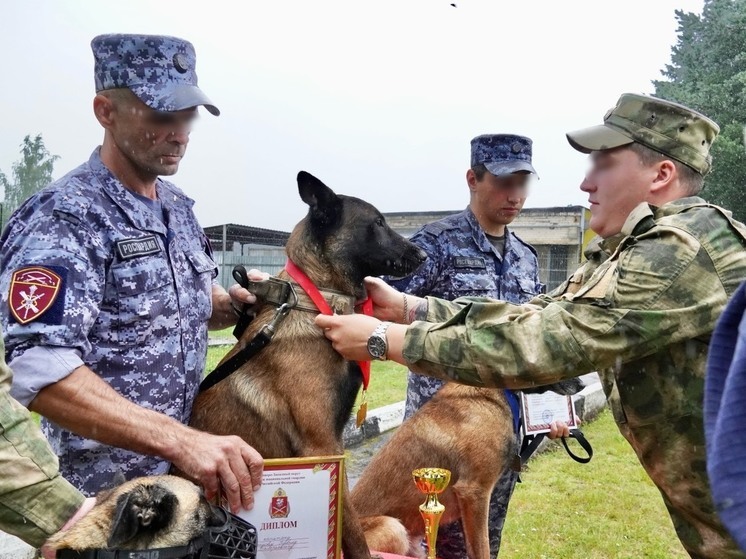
left=566, top=93, right=720, bottom=175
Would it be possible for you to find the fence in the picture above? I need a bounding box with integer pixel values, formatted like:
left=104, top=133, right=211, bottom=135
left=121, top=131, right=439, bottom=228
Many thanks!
left=534, top=244, right=579, bottom=292
left=212, top=243, right=287, bottom=289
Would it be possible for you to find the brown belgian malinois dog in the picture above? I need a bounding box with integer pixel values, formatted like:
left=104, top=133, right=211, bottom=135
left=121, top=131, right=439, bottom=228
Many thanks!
left=187, top=171, right=427, bottom=559
left=351, top=379, right=585, bottom=559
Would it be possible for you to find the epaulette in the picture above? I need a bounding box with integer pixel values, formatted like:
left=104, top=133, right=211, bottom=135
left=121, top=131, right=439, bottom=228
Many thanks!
left=51, top=179, right=95, bottom=226
left=510, top=231, right=538, bottom=257
left=158, top=178, right=195, bottom=206
left=422, top=220, right=456, bottom=237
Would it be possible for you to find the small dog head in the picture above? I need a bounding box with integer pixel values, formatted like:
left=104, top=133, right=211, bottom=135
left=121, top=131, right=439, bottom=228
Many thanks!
left=107, top=482, right=180, bottom=548
left=47, top=475, right=221, bottom=551
left=290, top=171, right=426, bottom=285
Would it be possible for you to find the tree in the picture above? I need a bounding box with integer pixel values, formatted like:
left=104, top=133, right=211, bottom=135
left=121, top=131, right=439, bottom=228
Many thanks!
left=0, top=134, right=59, bottom=229
left=653, top=0, right=746, bottom=221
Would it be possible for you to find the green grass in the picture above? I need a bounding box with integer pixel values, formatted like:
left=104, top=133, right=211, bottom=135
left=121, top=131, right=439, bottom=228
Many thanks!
left=357, top=360, right=408, bottom=410
left=209, top=325, right=235, bottom=338
left=205, top=341, right=408, bottom=410
left=499, top=409, right=687, bottom=559
left=206, top=343, right=233, bottom=372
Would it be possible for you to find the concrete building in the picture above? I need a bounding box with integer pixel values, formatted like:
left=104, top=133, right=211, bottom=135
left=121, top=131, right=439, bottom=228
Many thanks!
left=383, top=205, right=593, bottom=291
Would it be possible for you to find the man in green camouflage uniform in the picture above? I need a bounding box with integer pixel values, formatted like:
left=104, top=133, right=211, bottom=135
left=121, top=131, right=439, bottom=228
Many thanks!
left=317, top=93, right=746, bottom=558
left=0, top=326, right=94, bottom=554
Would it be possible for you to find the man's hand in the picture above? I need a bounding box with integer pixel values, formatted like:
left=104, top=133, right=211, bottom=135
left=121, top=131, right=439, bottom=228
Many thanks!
left=210, top=269, right=270, bottom=330
left=228, top=268, right=270, bottom=306
left=316, top=313, right=409, bottom=364
left=170, top=429, right=263, bottom=513
left=316, top=313, right=380, bottom=361
left=363, top=277, right=425, bottom=324
left=547, top=420, right=574, bottom=439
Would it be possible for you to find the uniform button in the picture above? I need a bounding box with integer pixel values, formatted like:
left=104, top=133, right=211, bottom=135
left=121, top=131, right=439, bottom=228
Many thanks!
left=173, top=53, right=189, bottom=73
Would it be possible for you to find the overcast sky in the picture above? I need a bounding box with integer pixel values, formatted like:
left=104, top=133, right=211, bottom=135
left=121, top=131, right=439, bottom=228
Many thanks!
left=1, top=0, right=704, bottom=231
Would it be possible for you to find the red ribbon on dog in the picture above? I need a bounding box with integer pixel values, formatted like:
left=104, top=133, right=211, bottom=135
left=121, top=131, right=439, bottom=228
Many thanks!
left=285, top=260, right=371, bottom=427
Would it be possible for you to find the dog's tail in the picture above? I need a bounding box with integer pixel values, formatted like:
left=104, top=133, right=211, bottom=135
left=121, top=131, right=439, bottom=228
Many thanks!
left=359, top=515, right=417, bottom=557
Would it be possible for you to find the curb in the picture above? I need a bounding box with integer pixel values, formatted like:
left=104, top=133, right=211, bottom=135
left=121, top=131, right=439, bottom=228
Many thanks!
left=343, top=401, right=406, bottom=446
left=344, top=373, right=606, bottom=448
left=0, top=535, right=35, bottom=559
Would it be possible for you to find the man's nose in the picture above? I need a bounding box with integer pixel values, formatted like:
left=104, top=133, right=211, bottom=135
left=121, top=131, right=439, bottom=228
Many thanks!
left=167, top=128, right=190, bottom=144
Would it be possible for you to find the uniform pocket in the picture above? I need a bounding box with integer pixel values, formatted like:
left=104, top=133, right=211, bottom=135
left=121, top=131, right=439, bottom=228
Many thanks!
left=451, top=273, right=497, bottom=297
left=185, top=250, right=218, bottom=322
left=186, top=250, right=218, bottom=276
left=572, top=260, right=618, bottom=302
left=518, top=276, right=538, bottom=295
left=111, top=257, right=173, bottom=345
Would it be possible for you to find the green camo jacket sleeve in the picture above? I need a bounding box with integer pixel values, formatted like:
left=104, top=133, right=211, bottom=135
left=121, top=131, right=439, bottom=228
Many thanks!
left=402, top=217, right=732, bottom=389
left=0, top=335, right=84, bottom=548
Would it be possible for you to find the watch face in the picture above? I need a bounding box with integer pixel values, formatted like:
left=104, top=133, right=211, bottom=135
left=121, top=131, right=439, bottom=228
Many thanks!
left=367, top=336, right=386, bottom=359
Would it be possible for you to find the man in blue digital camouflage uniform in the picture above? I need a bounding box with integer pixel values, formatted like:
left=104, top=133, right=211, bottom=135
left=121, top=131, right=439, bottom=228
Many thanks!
left=0, top=34, right=262, bottom=514
left=389, top=134, right=542, bottom=558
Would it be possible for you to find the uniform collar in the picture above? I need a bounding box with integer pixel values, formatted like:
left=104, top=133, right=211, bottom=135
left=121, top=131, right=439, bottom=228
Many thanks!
left=657, top=195, right=708, bottom=216
left=88, top=148, right=193, bottom=235
left=619, top=202, right=654, bottom=237
left=464, top=206, right=512, bottom=258
left=618, top=196, right=709, bottom=239
left=601, top=196, right=711, bottom=255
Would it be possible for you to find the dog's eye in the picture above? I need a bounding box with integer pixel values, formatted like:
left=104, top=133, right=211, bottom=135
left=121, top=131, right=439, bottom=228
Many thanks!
left=375, top=217, right=384, bottom=227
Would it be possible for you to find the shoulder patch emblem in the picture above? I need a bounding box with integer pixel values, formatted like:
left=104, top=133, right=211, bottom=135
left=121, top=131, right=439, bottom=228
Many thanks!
left=9, top=267, right=63, bottom=324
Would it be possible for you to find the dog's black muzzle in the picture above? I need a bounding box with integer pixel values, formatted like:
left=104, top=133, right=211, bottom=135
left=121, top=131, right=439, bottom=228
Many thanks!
left=57, top=507, right=257, bottom=559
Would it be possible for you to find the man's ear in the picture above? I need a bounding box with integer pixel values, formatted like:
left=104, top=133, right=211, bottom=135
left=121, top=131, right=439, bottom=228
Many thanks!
left=93, top=94, right=115, bottom=128
left=650, top=159, right=676, bottom=195
left=466, top=168, right=478, bottom=192
left=297, top=171, right=341, bottom=227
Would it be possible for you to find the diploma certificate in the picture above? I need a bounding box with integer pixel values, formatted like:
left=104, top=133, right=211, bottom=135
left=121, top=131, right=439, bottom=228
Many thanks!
left=237, top=456, right=344, bottom=559
left=520, top=391, right=579, bottom=434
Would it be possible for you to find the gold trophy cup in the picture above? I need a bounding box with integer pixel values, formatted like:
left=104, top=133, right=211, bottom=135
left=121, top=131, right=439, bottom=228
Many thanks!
left=412, top=467, right=452, bottom=559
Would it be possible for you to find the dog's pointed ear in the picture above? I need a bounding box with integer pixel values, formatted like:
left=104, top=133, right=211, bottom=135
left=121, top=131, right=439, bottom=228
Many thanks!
left=297, top=171, right=341, bottom=226
left=107, top=492, right=140, bottom=548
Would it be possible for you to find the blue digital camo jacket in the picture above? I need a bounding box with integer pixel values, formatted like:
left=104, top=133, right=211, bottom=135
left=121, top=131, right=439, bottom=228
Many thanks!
left=0, top=148, right=217, bottom=494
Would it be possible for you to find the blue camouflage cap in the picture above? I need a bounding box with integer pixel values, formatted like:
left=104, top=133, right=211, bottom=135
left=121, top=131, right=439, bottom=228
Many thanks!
left=470, top=134, right=536, bottom=177
left=91, top=34, right=219, bottom=116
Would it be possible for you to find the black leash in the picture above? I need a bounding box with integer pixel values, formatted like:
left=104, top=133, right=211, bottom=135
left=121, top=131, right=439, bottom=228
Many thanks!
left=231, top=266, right=255, bottom=340
left=519, top=428, right=593, bottom=467
left=200, top=331, right=271, bottom=394
left=200, top=266, right=298, bottom=394
left=200, top=302, right=291, bottom=394
left=560, top=429, right=593, bottom=463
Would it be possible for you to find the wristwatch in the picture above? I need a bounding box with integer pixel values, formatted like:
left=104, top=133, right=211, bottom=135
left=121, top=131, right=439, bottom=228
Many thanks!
left=367, top=321, right=392, bottom=360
